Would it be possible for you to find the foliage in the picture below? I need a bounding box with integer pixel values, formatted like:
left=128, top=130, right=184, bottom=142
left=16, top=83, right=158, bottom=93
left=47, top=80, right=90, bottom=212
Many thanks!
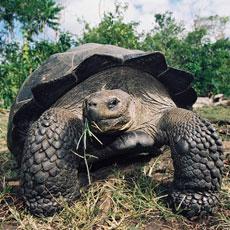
left=0, top=0, right=62, bottom=41
left=141, top=12, right=230, bottom=96
left=0, top=33, right=76, bottom=108
left=0, top=3, right=229, bottom=108
left=79, top=3, right=140, bottom=49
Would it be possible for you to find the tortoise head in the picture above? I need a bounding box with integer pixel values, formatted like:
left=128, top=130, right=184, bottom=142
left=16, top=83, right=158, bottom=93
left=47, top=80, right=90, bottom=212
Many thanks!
left=83, top=89, right=135, bottom=133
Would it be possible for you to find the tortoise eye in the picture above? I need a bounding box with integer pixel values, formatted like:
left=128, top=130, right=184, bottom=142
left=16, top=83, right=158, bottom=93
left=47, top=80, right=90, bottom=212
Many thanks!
left=107, top=98, right=120, bottom=109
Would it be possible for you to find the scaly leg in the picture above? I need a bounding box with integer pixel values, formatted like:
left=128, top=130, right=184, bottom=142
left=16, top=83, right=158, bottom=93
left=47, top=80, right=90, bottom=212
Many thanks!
left=21, top=108, right=83, bottom=217
left=159, top=108, right=224, bottom=218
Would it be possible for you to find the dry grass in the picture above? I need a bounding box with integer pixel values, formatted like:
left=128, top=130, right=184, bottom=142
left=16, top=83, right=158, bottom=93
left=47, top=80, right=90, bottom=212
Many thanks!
left=0, top=107, right=230, bottom=230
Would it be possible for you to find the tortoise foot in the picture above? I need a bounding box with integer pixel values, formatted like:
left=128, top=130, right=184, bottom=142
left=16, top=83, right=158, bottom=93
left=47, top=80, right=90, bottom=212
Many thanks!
left=170, top=190, right=219, bottom=218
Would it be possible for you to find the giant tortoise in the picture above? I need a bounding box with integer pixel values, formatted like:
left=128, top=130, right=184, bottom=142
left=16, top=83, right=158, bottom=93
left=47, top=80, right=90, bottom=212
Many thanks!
left=7, top=43, right=224, bottom=218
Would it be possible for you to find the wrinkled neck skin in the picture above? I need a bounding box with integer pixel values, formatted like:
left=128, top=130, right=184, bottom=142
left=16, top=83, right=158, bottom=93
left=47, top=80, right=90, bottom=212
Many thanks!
left=54, top=66, right=176, bottom=140
left=128, top=93, right=175, bottom=140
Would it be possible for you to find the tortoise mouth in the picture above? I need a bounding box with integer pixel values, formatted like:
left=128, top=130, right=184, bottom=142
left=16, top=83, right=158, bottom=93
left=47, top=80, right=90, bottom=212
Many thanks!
left=88, top=115, right=134, bottom=133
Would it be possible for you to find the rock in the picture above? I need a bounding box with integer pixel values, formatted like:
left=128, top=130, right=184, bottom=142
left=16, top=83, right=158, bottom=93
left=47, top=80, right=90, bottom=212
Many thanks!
left=193, top=97, right=212, bottom=109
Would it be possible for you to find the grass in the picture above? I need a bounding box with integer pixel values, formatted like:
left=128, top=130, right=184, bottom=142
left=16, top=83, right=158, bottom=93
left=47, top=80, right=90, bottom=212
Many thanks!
left=195, top=106, right=230, bottom=123
left=0, top=106, right=230, bottom=229
left=195, top=106, right=230, bottom=141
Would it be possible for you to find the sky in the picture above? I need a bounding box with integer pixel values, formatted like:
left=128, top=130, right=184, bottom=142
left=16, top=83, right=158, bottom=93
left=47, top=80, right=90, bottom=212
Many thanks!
left=48, top=0, right=230, bottom=39
left=1, top=0, right=229, bottom=41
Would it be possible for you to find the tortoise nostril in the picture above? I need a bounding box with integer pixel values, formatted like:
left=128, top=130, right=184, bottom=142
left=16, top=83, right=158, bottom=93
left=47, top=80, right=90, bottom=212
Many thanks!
left=107, top=98, right=120, bottom=109
left=88, top=101, right=97, bottom=107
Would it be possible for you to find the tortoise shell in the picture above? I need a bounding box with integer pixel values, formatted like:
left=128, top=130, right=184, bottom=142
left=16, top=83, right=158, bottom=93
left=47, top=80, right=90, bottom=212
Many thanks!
left=7, top=43, right=197, bottom=163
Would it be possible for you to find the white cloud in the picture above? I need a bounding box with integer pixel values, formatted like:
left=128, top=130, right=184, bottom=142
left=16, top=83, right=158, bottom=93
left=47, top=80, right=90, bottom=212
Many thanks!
left=43, top=0, right=230, bottom=40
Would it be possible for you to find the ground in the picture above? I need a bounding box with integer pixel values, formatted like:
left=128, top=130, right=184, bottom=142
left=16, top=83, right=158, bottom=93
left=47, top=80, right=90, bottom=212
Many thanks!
left=0, top=106, right=229, bottom=230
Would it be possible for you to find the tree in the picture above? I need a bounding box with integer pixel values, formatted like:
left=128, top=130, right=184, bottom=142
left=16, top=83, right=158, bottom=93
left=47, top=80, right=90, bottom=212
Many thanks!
left=0, top=0, right=62, bottom=65
left=0, top=0, right=62, bottom=41
left=194, top=15, right=230, bottom=41
left=0, top=33, right=76, bottom=108
left=141, top=12, right=184, bottom=56
left=79, top=4, right=140, bottom=49
left=1, top=5, right=229, bottom=108
left=0, top=0, right=65, bottom=107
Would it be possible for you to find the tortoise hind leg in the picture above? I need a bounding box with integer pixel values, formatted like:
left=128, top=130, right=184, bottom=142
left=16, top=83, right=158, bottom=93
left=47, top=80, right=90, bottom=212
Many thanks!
left=159, top=108, right=224, bottom=218
left=21, top=108, right=83, bottom=217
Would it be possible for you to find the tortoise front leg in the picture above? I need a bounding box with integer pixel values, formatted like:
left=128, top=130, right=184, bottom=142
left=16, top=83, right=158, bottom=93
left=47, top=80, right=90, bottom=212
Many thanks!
left=159, top=108, right=224, bottom=218
left=21, top=108, right=83, bottom=217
